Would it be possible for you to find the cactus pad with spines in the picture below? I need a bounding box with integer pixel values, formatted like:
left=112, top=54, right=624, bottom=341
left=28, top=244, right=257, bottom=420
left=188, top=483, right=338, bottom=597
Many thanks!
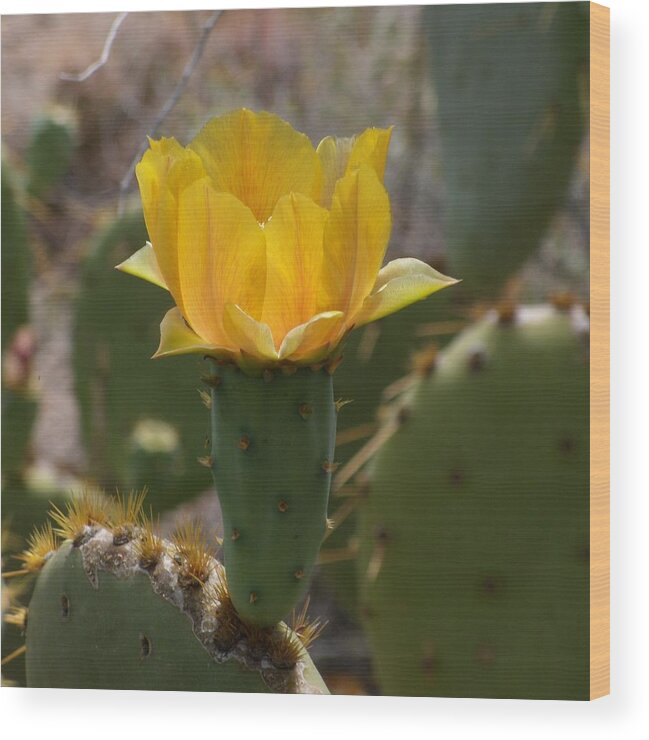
left=358, top=304, right=589, bottom=699
left=25, top=525, right=328, bottom=693
left=209, top=362, right=336, bottom=627
left=323, top=297, right=461, bottom=615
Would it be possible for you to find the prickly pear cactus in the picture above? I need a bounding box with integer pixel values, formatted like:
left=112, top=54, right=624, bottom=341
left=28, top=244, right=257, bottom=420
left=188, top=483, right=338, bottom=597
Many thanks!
left=25, top=108, right=77, bottom=199
left=425, top=3, right=587, bottom=298
left=357, top=304, right=589, bottom=699
left=208, top=363, right=336, bottom=627
left=1, top=166, right=36, bottom=485
left=74, top=212, right=210, bottom=509
left=323, top=297, right=462, bottom=615
left=1, top=166, right=30, bottom=351
left=21, top=495, right=328, bottom=693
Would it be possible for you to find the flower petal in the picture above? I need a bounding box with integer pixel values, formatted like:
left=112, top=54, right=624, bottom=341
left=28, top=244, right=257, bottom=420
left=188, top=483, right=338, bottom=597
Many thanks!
left=153, top=307, right=230, bottom=360
left=188, top=109, right=322, bottom=224
left=316, top=135, right=355, bottom=208
left=346, top=127, right=392, bottom=183
left=354, top=258, right=459, bottom=327
left=317, top=127, right=392, bottom=207
left=321, top=164, right=391, bottom=323
left=278, top=311, right=345, bottom=362
left=223, top=304, right=278, bottom=362
left=176, top=180, right=266, bottom=348
left=115, top=242, right=168, bottom=290
left=136, top=138, right=206, bottom=314
left=262, top=193, right=328, bottom=345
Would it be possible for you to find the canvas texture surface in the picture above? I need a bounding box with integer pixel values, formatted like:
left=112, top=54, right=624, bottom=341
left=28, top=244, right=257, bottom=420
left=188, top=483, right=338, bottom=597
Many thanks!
left=1, top=2, right=608, bottom=699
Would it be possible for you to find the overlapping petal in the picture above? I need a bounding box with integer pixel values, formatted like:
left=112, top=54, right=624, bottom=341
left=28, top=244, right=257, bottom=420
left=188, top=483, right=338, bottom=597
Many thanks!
left=278, top=311, right=345, bottom=362
left=223, top=304, right=278, bottom=361
left=153, top=307, right=229, bottom=360
left=176, top=179, right=266, bottom=349
left=320, top=164, right=391, bottom=328
left=188, top=109, right=322, bottom=224
left=262, top=193, right=328, bottom=345
left=136, top=139, right=206, bottom=315
left=317, top=127, right=392, bottom=207
left=354, top=258, right=459, bottom=327
left=346, top=127, right=392, bottom=183
left=115, top=242, right=167, bottom=290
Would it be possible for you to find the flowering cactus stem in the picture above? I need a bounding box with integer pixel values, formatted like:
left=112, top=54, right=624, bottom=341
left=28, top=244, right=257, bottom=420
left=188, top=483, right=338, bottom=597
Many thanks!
left=209, top=361, right=336, bottom=627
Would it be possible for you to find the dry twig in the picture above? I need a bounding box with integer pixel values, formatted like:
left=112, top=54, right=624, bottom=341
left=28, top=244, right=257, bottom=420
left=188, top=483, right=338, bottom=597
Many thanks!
left=118, top=10, right=223, bottom=212
left=60, top=12, right=128, bottom=82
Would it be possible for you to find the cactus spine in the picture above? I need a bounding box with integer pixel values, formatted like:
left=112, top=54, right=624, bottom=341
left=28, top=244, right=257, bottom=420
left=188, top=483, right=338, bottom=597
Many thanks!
left=208, top=362, right=336, bottom=627
left=357, top=305, right=589, bottom=699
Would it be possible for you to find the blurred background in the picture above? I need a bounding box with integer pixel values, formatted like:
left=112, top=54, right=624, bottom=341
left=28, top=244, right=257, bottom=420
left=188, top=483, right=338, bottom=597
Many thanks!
left=2, top=4, right=590, bottom=695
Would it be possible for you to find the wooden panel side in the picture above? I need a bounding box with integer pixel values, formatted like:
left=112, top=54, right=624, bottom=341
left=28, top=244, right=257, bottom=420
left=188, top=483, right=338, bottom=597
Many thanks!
left=589, top=0, right=610, bottom=701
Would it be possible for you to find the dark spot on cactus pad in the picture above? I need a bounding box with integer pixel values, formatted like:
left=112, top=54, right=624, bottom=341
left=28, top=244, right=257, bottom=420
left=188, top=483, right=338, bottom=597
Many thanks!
left=278, top=500, right=289, bottom=513
left=374, top=525, right=390, bottom=543
left=420, top=644, right=438, bottom=678
left=298, top=403, right=313, bottom=420
left=322, top=460, right=339, bottom=474
left=293, top=569, right=305, bottom=580
left=239, top=435, right=250, bottom=451
left=60, top=594, right=70, bottom=620
left=448, top=468, right=465, bottom=487
left=231, top=528, right=240, bottom=541
left=139, top=633, right=151, bottom=658
left=480, top=575, right=499, bottom=596
left=557, top=436, right=576, bottom=455
left=249, top=592, right=258, bottom=604
left=468, top=349, right=487, bottom=373
left=474, top=644, right=497, bottom=668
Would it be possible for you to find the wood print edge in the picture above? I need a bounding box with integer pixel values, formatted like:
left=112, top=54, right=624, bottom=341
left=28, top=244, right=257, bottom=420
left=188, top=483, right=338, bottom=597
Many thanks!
left=589, top=0, right=610, bottom=702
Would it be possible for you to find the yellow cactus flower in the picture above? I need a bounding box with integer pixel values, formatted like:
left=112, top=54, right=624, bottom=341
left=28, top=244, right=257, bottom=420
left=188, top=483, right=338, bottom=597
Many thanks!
left=117, top=109, right=457, bottom=368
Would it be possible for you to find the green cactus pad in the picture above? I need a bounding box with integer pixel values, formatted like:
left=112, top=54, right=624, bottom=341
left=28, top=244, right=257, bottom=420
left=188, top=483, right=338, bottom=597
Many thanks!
left=26, top=529, right=328, bottom=693
left=209, top=363, right=336, bottom=627
left=26, top=112, right=76, bottom=199
left=358, top=304, right=589, bottom=699
left=74, top=211, right=211, bottom=509
left=425, top=3, right=587, bottom=298
left=1, top=167, right=30, bottom=350
left=323, top=298, right=460, bottom=615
